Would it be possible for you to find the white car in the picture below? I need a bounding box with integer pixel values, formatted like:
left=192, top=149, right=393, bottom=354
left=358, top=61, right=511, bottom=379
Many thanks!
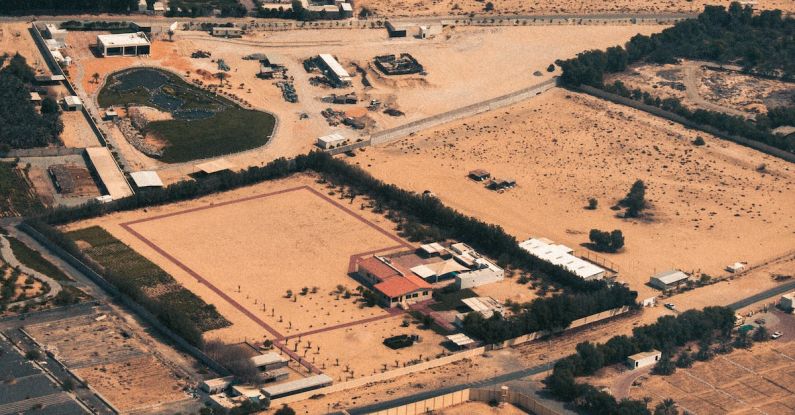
left=664, top=303, right=676, bottom=310
left=771, top=331, right=783, bottom=340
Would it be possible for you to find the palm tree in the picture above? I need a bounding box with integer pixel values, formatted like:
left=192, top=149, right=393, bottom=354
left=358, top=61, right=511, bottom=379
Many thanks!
left=91, top=72, right=100, bottom=84
left=215, top=72, right=227, bottom=86
left=167, top=29, right=174, bottom=42
left=654, top=398, right=678, bottom=415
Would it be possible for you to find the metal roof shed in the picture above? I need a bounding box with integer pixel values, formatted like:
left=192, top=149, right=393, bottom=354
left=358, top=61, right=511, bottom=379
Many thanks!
left=130, top=171, right=164, bottom=188
left=260, top=374, right=333, bottom=399
left=195, top=159, right=234, bottom=174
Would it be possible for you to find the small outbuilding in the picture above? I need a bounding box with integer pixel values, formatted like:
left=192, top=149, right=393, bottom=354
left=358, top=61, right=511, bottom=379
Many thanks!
left=30, top=92, right=42, bottom=103
left=250, top=352, right=289, bottom=371
left=627, top=350, right=661, bottom=370
left=468, top=169, right=490, bottom=181
left=200, top=376, right=234, bottom=394
left=62, top=96, right=83, bottom=111
left=195, top=159, right=234, bottom=175
left=130, top=171, right=164, bottom=188
left=780, top=292, right=795, bottom=313
left=212, top=26, right=243, bottom=38
left=726, top=262, right=747, bottom=273
left=649, top=269, right=690, bottom=291
left=316, top=133, right=346, bottom=149
left=385, top=21, right=408, bottom=38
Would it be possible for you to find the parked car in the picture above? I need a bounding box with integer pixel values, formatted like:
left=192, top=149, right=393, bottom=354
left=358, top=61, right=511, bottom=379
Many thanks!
left=664, top=303, right=676, bottom=310
left=772, top=331, right=783, bottom=339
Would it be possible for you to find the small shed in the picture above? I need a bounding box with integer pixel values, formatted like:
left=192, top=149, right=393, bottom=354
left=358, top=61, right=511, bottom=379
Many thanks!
left=726, top=262, right=747, bottom=273
left=468, top=169, right=490, bottom=181
left=627, top=350, right=661, bottom=370
left=130, top=171, right=164, bottom=188
left=104, top=108, right=119, bottom=120
left=339, top=2, right=353, bottom=18
left=385, top=21, right=408, bottom=38
left=195, top=159, right=234, bottom=174
left=780, top=292, right=795, bottom=312
left=199, top=376, right=234, bottom=394
left=30, top=92, right=42, bottom=103
left=649, top=270, right=690, bottom=290
left=446, top=333, right=477, bottom=350
left=316, top=133, right=346, bottom=149
left=62, top=96, right=83, bottom=111
left=419, top=25, right=442, bottom=39
left=250, top=352, right=288, bottom=371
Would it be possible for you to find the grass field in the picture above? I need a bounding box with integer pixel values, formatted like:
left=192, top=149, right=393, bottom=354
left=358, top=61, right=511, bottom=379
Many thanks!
left=98, top=67, right=275, bottom=163
left=7, top=236, right=72, bottom=282
left=0, top=162, right=43, bottom=217
left=149, top=107, right=275, bottom=163
left=67, top=226, right=229, bottom=332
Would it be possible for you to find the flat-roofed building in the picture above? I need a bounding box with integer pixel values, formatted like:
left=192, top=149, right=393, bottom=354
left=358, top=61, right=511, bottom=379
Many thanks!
left=519, top=238, right=607, bottom=281
left=649, top=269, right=690, bottom=291
left=97, top=32, right=151, bottom=57
left=212, top=26, right=243, bottom=38
left=260, top=374, right=333, bottom=399
left=627, top=350, right=661, bottom=369
left=250, top=352, right=289, bottom=371
left=316, top=54, right=351, bottom=86
left=200, top=376, right=234, bottom=394
left=62, top=96, right=83, bottom=111
left=130, top=171, right=164, bottom=188
left=44, top=24, right=67, bottom=43
left=316, top=133, right=346, bottom=149
left=385, top=21, right=408, bottom=37
left=780, top=292, right=795, bottom=313
left=339, top=2, right=353, bottom=17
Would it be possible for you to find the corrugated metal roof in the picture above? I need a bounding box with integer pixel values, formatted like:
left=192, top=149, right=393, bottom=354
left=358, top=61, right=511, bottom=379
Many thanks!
left=130, top=171, right=164, bottom=188
left=261, top=374, right=333, bottom=397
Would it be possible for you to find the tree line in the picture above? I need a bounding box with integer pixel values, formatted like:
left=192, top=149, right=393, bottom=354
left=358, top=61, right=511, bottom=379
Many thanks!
left=556, top=3, right=795, bottom=153
left=0, top=54, right=63, bottom=152
left=544, top=306, right=735, bottom=415
left=0, top=0, right=139, bottom=14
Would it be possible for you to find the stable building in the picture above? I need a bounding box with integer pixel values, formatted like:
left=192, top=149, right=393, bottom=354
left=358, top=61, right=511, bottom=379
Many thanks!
left=627, top=350, right=662, bottom=370
left=519, top=238, right=607, bottom=281
left=212, top=26, right=243, bottom=38
left=316, top=133, right=347, bottom=149
left=250, top=352, right=288, bottom=371
left=316, top=54, right=351, bottom=87
left=97, top=32, right=151, bottom=57
left=649, top=269, right=690, bottom=291
left=260, top=374, right=333, bottom=399
left=385, top=21, right=408, bottom=38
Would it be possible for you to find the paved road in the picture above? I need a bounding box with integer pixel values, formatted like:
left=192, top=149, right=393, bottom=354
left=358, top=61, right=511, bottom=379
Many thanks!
left=342, top=360, right=556, bottom=415
left=728, top=280, right=795, bottom=311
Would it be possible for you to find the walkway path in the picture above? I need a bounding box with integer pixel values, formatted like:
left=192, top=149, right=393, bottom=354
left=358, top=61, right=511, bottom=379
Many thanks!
left=682, top=61, right=750, bottom=119
left=0, top=234, right=62, bottom=308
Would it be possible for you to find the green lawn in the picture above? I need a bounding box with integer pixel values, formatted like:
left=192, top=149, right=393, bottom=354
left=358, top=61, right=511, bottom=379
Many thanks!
left=149, top=107, right=275, bottom=163
left=96, top=85, right=151, bottom=108
left=0, top=162, right=44, bottom=217
left=7, top=236, right=72, bottom=282
left=67, top=226, right=229, bottom=332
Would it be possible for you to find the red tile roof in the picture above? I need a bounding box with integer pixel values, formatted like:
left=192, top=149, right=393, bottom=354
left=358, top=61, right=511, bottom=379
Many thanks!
left=357, top=256, right=432, bottom=299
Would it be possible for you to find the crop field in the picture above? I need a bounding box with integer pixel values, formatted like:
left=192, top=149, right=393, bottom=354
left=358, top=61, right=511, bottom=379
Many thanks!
left=24, top=310, right=189, bottom=413
left=628, top=341, right=795, bottom=414
left=357, top=88, right=795, bottom=299
left=0, top=161, right=44, bottom=217
left=98, top=67, right=275, bottom=163
left=67, top=226, right=230, bottom=332
left=65, top=174, right=448, bottom=380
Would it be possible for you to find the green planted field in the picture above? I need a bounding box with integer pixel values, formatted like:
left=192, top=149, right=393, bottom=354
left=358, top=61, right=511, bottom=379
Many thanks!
left=67, top=226, right=229, bottom=334
left=98, top=67, right=275, bottom=163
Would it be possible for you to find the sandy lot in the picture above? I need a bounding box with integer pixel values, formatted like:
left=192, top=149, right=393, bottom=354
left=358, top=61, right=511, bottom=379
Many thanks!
left=65, top=24, right=665, bottom=183
left=607, top=61, right=795, bottom=118
left=624, top=339, right=795, bottom=414
left=355, top=0, right=795, bottom=17
left=0, top=22, right=51, bottom=77
left=354, top=88, right=795, bottom=299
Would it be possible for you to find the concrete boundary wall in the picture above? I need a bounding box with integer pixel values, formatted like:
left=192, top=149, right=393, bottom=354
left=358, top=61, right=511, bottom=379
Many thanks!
left=369, top=78, right=558, bottom=146
left=364, top=387, right=565, bottom=415
left=577, top=85, right=795, bottom=163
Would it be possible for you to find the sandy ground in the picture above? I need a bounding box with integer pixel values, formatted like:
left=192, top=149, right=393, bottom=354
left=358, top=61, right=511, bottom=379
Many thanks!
left=355, top=0, right=795, bottom=17
left=354, top=88, right=795, bottom=300
left=624, top=338, right=795, bottom=414
left=60, top=111, right=101, bottom=148
left=607, top=61, right=795, bottom=118
left=65, top=173, right=450, bottom=382
left=64, top=24, right=665, bottom=183
left=0, top=22, right=51, bottom=77
left=440, top=401, right=528, bottom=414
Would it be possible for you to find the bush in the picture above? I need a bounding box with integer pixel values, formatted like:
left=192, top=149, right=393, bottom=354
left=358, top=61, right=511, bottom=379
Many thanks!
left=620, top=180, right=647, bottom=218
left=652, top=353, right=676, bottom=375
left=692, top=136, right=706, bottom=146
left=588, top=229, right=624, bottom=252
left=586, top=198, right=598, bottom=210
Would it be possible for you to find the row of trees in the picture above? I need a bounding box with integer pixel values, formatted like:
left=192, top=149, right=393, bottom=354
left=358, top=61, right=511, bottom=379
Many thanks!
left=0, top=0, right=138, bottom=14
left=166, top=1, right=248, bottom=18
left=0, top=54, right=63, bottom=151
left=589, top=229, right=624, bottom=252
left=544, top=306, right=735, bottom=414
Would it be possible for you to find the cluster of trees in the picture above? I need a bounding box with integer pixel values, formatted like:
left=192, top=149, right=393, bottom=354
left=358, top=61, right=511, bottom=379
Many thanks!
left=461, top=285, right=637, bottom=344
left=256, top=6, right=296, bottom=19
left=0, top=0, right=138, bottom=14
left=545, top=307, right=735, bottom=414
left=0, top=54, right=62, bottom=151
left=558, top=3, right=794, bottom=87
left=556, top=3, right=795, bottom=153
left=204, top=339, right=263, bottom=384
left=620, top=180, right=647, bottom=218
left=166, top=1, right=248, bottom=17
left=588, top=229, right=624, bottom=252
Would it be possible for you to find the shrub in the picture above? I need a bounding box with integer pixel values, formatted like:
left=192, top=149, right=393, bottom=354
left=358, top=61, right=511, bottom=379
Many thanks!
left=589, top=229, right=624, bottom=252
